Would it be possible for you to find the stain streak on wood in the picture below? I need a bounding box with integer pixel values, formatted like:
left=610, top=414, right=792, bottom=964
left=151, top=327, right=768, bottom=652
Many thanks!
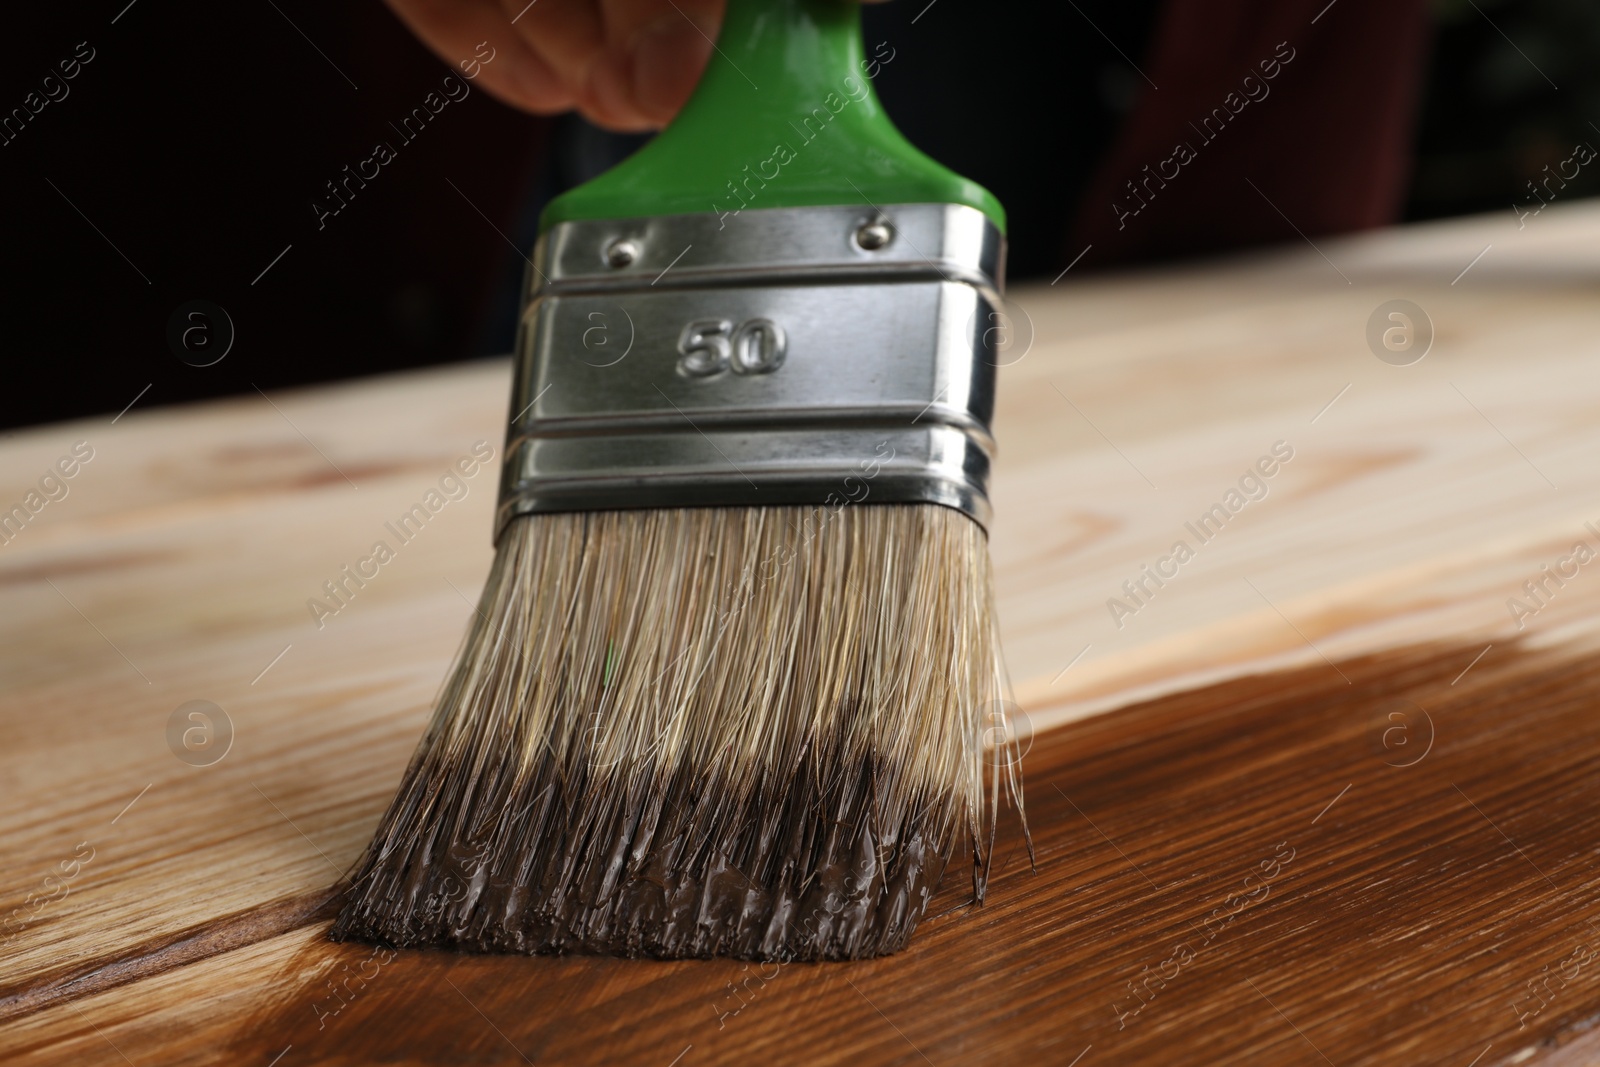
left=0, top=889, right=341, bottom=1025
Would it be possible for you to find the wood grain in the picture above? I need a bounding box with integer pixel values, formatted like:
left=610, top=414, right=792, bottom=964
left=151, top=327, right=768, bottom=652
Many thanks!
left=6, top=640, right=1600, bottom=1066
left=1, top=201, right=1599, bottom=1063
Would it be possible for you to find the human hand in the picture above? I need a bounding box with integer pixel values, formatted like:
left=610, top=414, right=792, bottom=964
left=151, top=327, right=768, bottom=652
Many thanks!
left=386, top=0, right=725, bottom=131
left=387, top=0, right=878, bottom=132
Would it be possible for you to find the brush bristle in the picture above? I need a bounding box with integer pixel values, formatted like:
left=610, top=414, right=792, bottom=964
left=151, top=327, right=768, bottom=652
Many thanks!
left=331, top=503, right=1011, bottom=960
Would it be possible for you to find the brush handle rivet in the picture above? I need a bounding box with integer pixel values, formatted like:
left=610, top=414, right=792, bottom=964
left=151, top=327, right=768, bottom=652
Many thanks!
left=854, top=220, right=893, bottom=251
left=604, top=239, right=640, bottom=268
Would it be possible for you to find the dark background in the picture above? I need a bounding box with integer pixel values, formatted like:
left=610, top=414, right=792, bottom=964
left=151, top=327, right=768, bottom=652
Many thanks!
left=2, top=0, right=1597, bottom=431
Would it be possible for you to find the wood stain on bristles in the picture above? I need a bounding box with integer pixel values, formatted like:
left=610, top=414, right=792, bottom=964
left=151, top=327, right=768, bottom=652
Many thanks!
left=331, top=503, right=1017, bottom=960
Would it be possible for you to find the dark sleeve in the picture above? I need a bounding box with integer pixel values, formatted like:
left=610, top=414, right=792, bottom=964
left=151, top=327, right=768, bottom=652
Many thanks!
left=1070, top=0, right=1431, bottom=265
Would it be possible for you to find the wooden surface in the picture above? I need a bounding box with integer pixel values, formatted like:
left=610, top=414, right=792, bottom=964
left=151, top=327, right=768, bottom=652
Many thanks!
left=3, top=200, right=1600, bottom=1065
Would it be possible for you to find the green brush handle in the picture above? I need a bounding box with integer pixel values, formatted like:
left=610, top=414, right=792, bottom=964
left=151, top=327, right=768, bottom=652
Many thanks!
left=540, top=0, right=1004, bottom=231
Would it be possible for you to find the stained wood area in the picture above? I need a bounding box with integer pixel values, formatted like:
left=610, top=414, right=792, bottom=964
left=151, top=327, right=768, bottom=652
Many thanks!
left=7, top=641, right=1600, bottom=1067
left=3, top=202, right=1600, bottom=1064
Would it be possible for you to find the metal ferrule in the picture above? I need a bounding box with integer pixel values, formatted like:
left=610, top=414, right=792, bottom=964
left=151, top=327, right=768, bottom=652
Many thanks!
left=497, top=202, right=1006, bottom=538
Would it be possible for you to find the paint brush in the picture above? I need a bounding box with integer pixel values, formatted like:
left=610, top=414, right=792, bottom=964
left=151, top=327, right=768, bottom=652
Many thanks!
left=332, top=0, right=1024, bottom=960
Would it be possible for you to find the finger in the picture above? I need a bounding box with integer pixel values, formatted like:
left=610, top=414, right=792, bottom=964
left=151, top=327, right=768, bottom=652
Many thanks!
left=383, top=0, right=573, bottom=114
left=495, top=0, right=607, bottom=97
left=593, top=0, right=723, bottom=128
left=582, top=49, right=665, bottom=132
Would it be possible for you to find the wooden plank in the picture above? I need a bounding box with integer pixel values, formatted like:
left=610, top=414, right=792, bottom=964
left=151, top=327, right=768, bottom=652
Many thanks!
left=6, top=640, right=1600, bottom=1066
left=992, top=202, right=1600, bottom=724
left=0, top=364, right=508, bottom=999
left=2, top=202, right=1599, bottom=1062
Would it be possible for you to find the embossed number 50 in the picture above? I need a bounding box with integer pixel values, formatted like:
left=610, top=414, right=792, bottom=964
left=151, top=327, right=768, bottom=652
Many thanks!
left=676, top=318, right=786, bottom=377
